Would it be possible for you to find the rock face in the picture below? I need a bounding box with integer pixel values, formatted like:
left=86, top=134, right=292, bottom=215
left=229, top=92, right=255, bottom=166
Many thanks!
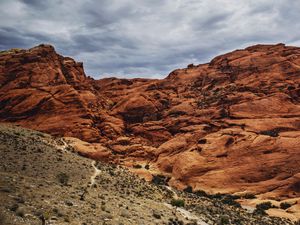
left=0, top=45, right=110, bottom=142
left=1, top=43, right=300, bottom=203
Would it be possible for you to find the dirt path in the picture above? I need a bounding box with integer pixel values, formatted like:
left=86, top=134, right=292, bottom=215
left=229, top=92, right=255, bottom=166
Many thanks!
left=89, top=161, right=101, bottom=187
left=164, top=185, right=179, bottom=199
left=164, top=203, right=209, bottom=225
left=163, top=186, right=208, bottom=225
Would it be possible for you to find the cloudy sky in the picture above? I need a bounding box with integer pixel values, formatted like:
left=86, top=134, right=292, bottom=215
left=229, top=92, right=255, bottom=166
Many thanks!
left=1, top=0, right=300, bottom=78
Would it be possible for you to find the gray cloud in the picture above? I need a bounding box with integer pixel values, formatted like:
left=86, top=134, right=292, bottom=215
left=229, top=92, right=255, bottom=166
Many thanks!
left=0, top=0, right=300, bottom=79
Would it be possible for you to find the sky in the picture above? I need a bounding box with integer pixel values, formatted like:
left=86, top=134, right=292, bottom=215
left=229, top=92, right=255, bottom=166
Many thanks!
left=1, top=0, right=300, bottom=79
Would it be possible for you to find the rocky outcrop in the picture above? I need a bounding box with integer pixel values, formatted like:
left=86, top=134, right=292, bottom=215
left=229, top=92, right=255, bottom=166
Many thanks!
left=1, top=43, right=300, bottom=206
left=0, top=44, right=109, bottom=142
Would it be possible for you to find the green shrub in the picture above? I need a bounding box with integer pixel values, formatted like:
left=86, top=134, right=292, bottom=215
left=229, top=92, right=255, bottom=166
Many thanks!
left=171, top=199, right=185, bottom=207
left=56, top=172, right=69, bottom=186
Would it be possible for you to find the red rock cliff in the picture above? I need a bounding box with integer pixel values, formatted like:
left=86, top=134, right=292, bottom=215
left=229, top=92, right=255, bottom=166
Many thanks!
left=1, top=43, right=300, bottom=201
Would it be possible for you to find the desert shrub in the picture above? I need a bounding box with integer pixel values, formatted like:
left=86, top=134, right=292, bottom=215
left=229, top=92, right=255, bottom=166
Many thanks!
left=208, top=193, right=241, bottom=207
left=220, top=108, right=229, bottom=118
left=171, top=199, right=185, bottom=207
left=210, top=193, right=223, bottom=199
left=0, top=211, right=7, bottom=224
left=225, top=137, right=234, bottom=147
left=16, top=207, right=25, bottom=217
left=218, top=215, right=230, bottom=224
left=221, top=195, right=241, bottom=208
left=133, top=164, right=142, bottom=169
left=280, top=202, right=292, bottom=210
left=152, top=174, right=170, bottom=185
left=243, top=193, right=256, bottom=199
left=9, top=203, right=19, bottom=212
left=254, top=208, right=267, bottom=215
left=198, top=139, right=207, bottom=144
left=254, top=201, right=274, bottom=215
left=231, top=218, right=243, bottom=225
left=64, top=215, right=70, bottom=222
left=35, top=210, right=52, bottom=222
left=194, top=189, right=208, bottom=197
left=183, top=186, right=193, bottom=193
left=56, top=172, right=69, bottom=186
left=144, top=164, right=150, bottom=170
left=256, top=201, right=273, bottom=210
left=187, top=63, right=195, bottom=68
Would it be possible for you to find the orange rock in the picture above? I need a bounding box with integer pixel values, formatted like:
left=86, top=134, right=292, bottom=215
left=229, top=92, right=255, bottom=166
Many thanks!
left=1, top=43, right=300, bottom=205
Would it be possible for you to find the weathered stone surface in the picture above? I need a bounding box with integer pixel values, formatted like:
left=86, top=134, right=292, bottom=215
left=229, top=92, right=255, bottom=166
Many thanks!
left=1, top=43, right=300, bottom=204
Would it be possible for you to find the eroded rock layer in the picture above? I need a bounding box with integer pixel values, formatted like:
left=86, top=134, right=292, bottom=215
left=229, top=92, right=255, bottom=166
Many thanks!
left=1, top=43, right=300, bottom=201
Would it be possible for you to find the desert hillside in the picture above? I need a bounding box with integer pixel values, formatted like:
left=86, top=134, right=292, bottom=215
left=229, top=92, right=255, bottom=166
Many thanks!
left=0, top=124, right=294, bottom=225
left=1, top=43, right=300, bottom=220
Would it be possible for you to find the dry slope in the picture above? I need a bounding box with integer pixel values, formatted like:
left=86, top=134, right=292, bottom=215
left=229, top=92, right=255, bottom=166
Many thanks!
left=0, top=124, right=294, bottom=225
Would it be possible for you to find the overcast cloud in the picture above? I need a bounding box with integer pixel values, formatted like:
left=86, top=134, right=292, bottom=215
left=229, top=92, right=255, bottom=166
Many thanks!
left=1, top=0, right=300, bottom=78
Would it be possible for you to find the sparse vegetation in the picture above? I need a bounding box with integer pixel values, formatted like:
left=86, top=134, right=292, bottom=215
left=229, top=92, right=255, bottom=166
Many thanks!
left=0, top=211, right=7, bottom=224
left=10, top=203, right=19, bottom=212
left=171, top=198, right=185, bottom=207
left=194, top=189, right=208, bottom=197
left=144, top=164, right=150, bottom=170
left=56, top=172, right=69, bottom=186
left=183, top=185, right=193, bottom=193
left=133, top=164, right=142, bottom=169
left=254, top=201, right=274, bottom=215
left=16, top=207, right=25, bottom=217
left=219, top=215, right=230, bottom=224
left=152, top=174, right=170, bottom=185
left=280, top=202, right=292, bottom=210
left=187, top=63, right=195, bottom=68
left=0, top=124, right=295, bottom=225
left=221, top=195, right=241, bottom=208
left=242, top=193, right=256, bottom=199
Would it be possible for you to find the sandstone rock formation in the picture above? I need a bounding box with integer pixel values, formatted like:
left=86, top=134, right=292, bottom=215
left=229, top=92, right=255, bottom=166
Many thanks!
left=1, top=43, right=300, bottom=205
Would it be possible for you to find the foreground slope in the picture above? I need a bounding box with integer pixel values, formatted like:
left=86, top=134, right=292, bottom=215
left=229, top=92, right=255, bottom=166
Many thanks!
left=0, top=44, right=300, bottom=204
left=0, top=124, right=294, bottom=225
